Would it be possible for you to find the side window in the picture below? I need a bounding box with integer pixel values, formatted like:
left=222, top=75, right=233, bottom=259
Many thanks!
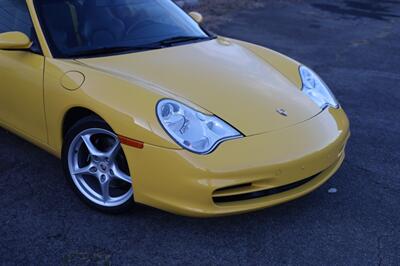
left=0, top=0, right=41, bottom=53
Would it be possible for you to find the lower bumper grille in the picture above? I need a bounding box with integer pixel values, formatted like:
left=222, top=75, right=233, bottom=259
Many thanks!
left=213, top=173, right=321, bottom=203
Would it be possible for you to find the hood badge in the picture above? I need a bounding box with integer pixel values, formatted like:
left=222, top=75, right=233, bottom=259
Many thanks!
left=276, top=108, right=288, bottom=117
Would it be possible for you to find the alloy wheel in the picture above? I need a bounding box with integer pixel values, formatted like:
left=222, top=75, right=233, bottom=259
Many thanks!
left=67, top=128, right=133, bottom=207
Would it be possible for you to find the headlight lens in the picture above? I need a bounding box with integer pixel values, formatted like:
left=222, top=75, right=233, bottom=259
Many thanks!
left=156, top=99, right=242, bottom=154
left=300, top=65, right=339, bottom=109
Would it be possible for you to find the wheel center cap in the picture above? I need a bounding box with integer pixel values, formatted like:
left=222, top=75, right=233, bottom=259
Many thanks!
left=99, top=163, right=108, bottom=172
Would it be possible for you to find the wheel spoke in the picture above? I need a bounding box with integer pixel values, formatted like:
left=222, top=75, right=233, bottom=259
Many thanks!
left=100, top=179, right=111, bottom=202
left=111, top=165, right=132, bottom=184
left=106, top=140, right=120, bottom=159
left=72, top=163, right=95, bottom=176
left=81, top=134, right=102, bottom=156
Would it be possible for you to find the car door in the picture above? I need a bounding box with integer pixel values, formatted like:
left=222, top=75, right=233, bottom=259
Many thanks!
left=0, top=0, right=47, bottom=143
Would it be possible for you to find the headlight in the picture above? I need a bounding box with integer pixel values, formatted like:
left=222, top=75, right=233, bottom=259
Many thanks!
left=300, top=65, right=339, bottom=109
left=156, top=99, right=242, bottom=154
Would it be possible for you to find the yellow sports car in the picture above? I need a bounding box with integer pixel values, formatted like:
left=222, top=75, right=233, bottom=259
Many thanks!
left=0, top=0, right=350, bottom=217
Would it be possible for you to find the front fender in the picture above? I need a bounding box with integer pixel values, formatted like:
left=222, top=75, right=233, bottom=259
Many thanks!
left=228, top=38, right=302, bottom=89
left=44, top=58, right=181, bottom=156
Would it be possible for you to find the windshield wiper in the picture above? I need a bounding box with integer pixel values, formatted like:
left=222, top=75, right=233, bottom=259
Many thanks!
left=70, top=44, right=165, bottom=58
left=158, top=36, right=214, bottom=46
left=69, top=36, right=214, bottom=58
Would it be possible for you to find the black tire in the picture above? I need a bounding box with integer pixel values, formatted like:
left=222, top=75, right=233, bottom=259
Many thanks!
left=62, top=115, right=134, bottom=214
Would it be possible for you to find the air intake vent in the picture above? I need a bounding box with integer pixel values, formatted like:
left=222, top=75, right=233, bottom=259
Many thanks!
left=213, top=173, right=321, bottom=203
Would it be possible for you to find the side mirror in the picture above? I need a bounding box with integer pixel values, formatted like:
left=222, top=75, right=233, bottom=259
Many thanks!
left=0, top=31, right=32, bottom=50
left=189, top=11, right=203, bottom=24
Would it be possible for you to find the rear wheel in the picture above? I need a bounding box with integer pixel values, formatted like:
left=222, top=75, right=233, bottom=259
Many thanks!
left=62, top=116, right=134, bottom=213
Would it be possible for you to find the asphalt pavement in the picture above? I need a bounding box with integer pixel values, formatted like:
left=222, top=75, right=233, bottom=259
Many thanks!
left=1, top=0, right=399, bottom=265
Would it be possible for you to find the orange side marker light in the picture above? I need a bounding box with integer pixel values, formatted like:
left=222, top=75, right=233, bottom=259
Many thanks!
left=118, top=135, right=144, bottom=149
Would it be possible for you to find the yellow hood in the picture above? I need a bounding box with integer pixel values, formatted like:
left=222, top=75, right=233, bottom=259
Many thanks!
left=77, top=39, right=321, bottom=136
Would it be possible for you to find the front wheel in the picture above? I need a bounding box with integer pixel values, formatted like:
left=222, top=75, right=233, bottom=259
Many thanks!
left=62, top=117, right=134, bottom=213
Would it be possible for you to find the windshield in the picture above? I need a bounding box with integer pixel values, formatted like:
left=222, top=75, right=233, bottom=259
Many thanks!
left=34, top=0, right=211, bottom=58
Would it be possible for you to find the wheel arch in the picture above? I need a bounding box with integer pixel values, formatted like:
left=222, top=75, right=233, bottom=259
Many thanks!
left=62, top=107, right=107, bottom=140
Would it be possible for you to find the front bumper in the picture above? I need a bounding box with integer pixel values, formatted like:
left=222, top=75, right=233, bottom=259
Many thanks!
left=123, top=108, right=350, bottom=217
